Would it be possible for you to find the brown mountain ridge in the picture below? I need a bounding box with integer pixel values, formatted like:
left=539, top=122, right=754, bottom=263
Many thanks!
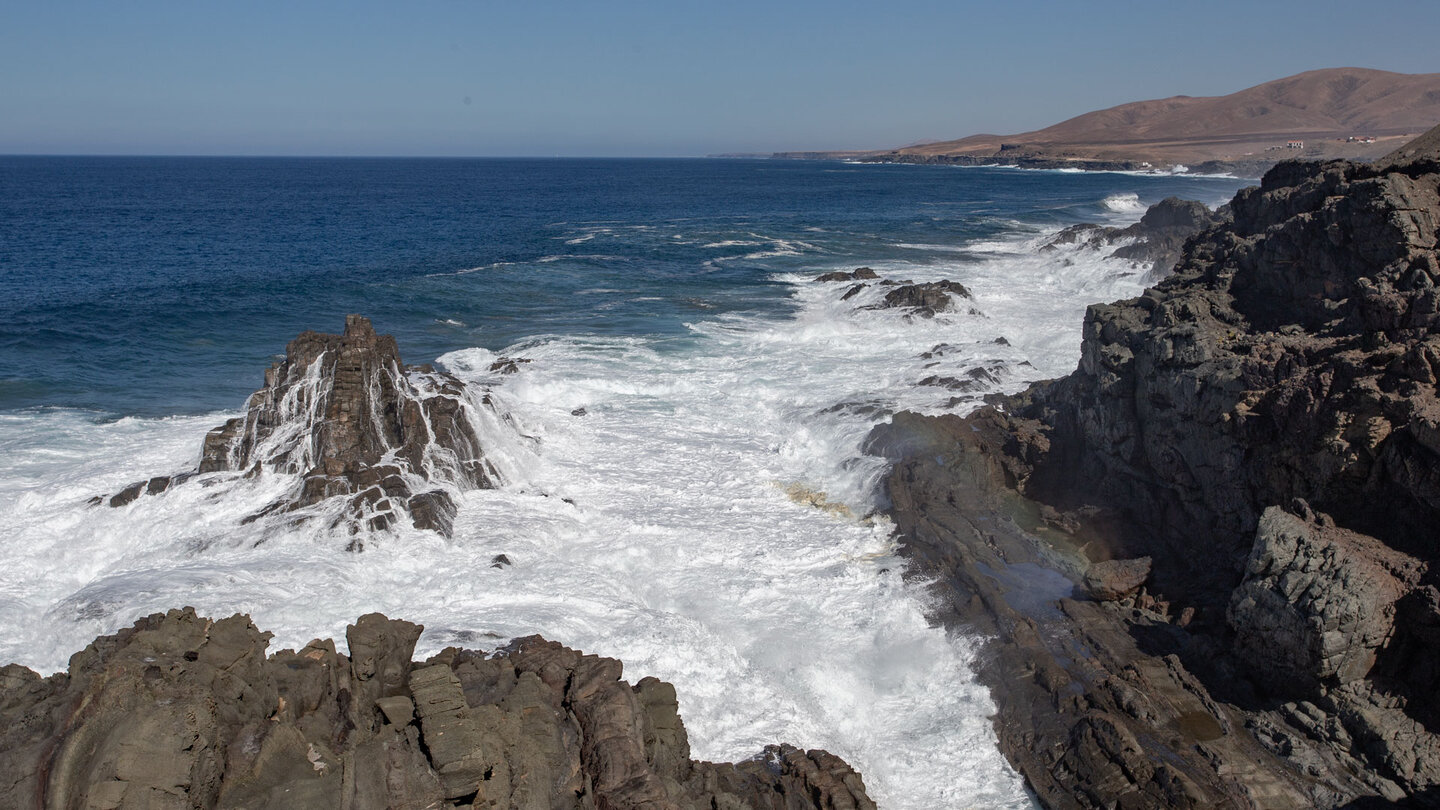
left=777, top=68, right=1440, bottom=174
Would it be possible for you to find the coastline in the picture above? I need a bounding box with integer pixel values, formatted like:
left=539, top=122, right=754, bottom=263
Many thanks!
left=769, top=150, right=1277, bottom=179
left=867, top=135, right=1440, bottom=807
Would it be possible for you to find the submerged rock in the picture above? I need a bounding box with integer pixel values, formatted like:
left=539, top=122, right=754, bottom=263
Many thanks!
left=103, top=315, right=498, bottom=540
left=0, top=609, right=875, bottom=810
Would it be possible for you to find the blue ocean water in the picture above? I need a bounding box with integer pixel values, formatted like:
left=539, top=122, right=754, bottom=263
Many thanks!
left=0, top=156, right=1244, bottom=417
left=0, top=156, right=1250, bottom=808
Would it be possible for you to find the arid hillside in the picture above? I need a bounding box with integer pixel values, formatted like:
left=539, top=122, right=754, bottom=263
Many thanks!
left=780, top=68, right=1440, bottom=172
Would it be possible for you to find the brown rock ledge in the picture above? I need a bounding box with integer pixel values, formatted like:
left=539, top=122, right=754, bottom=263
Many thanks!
left=0, top=609, right=874, bottom=810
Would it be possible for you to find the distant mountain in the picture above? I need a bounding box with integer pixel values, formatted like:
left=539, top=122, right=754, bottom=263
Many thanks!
left=778, top=68, right=1440, bottom=173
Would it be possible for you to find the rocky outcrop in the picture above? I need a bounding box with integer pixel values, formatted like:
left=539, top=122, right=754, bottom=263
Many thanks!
left=867, top=413, right=1371, bottom=809
left=876, top=280, right=973, bottom=318
left=814, top=267, right=878, bottom=282
left=103, top=315, right=498, bottom=540
left=1043, top=197, right=1228, bottom=279
left=0, top=609, right=874, bottom=810
left=870, top=126, right=1440, bottom=807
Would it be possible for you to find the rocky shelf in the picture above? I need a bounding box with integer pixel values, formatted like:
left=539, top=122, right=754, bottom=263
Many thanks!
left=0, top=610, right=874, bottom=810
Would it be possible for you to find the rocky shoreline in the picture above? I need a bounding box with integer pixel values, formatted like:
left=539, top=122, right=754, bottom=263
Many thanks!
left=869, top=127, right=1440, bottom=807
left=0, top=609, right=874, bottom=809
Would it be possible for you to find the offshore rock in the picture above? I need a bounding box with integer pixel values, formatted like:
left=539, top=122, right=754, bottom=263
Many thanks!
left=0, top=609, right=875, bottom=810
left=814, top=267, right=879, bottom=282
left=1043, top=196, right=1228, bottom=279
left=871, top=126, right=1440, bottom=807
left=1230, top=504, right=1423, bottom=692
left=106, top=315, right=497, bottom=539
left=877, top=280, right=973, bottom=317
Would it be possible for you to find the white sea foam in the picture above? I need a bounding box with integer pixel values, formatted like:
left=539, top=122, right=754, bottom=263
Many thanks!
left=0, top=219, right=1183, bottom=808
left=1101, top=192, right=1144, bottom=213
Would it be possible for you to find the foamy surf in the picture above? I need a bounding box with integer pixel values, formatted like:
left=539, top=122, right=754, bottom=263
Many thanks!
left=0, top=168, right=1246, bottom=808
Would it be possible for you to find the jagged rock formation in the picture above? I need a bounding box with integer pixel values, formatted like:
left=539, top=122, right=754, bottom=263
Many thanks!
left=103, top=315, right=497, bottom=539
left=877, top=280, right=973, bottom=317
left=870, top=125, right=1440, bottom=807
left=822, top=270, right=976, bottom=317
left=1043, top=197, right=1229, bottom=279
left=0, top=609, right=874, bottom=810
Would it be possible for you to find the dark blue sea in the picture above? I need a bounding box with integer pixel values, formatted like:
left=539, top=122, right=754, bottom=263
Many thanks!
left=0, top=156, right=1244, bottom=416
left=0, top=156, right=1248, bottom=808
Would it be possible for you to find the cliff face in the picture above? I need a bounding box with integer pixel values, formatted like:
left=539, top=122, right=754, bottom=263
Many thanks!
left=0, top=610, right=874, bottom=810
left=1012, top=150, right=1440, bottom=602
left=871, top=125, right=1440, bottom=807
left=1011, top=148, right=1440, bottom=801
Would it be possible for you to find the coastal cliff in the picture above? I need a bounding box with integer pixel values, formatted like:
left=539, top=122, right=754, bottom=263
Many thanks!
left=872, top=125, right=1440, bottom=807
left=0, top=610, right=874, bottom=810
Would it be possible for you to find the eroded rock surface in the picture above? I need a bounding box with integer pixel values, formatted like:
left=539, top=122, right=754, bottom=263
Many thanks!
left=870, top=127, right=1440, bottom=807
left=104, top=315, right=498, bottom=539
left=0, top=609, right=875, bottom=810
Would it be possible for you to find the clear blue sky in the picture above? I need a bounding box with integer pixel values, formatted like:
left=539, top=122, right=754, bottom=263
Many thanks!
left=2, top=0, right=1437, bottom=156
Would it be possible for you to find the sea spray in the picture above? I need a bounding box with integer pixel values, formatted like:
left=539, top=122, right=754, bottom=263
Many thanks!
left=0, top=158, right=1248, bottom=808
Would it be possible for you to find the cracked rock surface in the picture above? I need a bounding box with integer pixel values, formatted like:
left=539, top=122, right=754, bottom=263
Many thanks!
left=0, top=609, right=874, bottom=810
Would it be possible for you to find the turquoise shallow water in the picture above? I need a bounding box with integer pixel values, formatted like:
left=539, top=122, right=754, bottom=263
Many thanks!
left=0, top=156, right=1244, bottom=416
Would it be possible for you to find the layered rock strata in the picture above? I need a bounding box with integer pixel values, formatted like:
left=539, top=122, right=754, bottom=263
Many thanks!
left=871, top=127, right=1440, bottom=807
left=0, top=609, right=874, bottom=810
left=104, top=315, right=496, bottom=539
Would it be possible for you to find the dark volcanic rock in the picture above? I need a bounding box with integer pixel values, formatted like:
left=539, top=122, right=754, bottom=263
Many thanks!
left=1229, top=504, right=1424, bottom=694
left=814, top=267, right=879, bottom=282
left=870, top=134, right=1440, bottom=806
left=105, top=315, right=498, bottom=540
left=0, top=610, right=876, bottom=810
left=866, top=412, right=1359, bottom=809
left=1044, top=196, right=1228, bottom=279
left=877, top=280, right=973, bottom=317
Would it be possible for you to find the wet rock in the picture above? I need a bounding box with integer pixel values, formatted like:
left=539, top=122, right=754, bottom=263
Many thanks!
left=814, top=267, right=879, bottom=282
left=101, top=315, right=499, bottom=538
left=1230, top=505, right=1423, bottom=690
left=1043, top=196, right=1228, bottom=280
left=488, top=357, right=530, bottom=375
left=0, top=610, right=874, bottom=810
left=877, top=280, right=972, bottom=317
